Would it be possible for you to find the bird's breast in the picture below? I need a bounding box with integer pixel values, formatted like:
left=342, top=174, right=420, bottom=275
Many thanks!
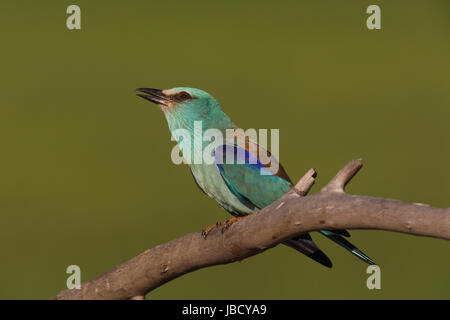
left=190, top=163, right=255, bottom=216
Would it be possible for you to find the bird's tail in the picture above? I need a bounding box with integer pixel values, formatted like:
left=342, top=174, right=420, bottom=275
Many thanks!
left=320, top=230, right=376, bottom=265
left=283, top=233, right=333, bottom=268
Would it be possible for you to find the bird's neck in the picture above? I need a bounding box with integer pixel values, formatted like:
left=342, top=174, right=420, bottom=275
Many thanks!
left=165, top=110, right=237, bottom=165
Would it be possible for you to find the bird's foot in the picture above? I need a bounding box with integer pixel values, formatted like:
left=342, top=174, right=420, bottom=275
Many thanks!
left=201, top=221, right=225, bottom=239
left=201, top=216, right=247, bottom=239
left=220, top=216, right=246, bottom=234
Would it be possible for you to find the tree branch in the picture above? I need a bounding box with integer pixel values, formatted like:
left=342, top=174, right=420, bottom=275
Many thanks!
left=54, top=159, right=450, bottom=300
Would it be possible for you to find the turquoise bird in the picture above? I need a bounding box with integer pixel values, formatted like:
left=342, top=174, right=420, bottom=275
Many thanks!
left=137, top=87, right=375, bottom=268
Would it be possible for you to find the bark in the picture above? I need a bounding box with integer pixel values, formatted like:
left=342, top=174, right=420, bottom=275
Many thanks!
left=54, top=159, right=450, bottom=300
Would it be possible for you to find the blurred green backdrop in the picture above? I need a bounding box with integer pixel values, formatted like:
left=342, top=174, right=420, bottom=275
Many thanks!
left=1, top=1, right=449, bottom=299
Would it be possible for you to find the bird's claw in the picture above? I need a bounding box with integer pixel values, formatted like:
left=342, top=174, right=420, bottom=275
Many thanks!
left=221, top=220, right=230, bottom=234
left=201, top=221, right=222, bottom=239
left=201, top=216, right=247, bottom=239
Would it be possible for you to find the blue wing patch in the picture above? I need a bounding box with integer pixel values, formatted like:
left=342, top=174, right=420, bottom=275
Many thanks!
left=214, top=144, right=292, bottom=209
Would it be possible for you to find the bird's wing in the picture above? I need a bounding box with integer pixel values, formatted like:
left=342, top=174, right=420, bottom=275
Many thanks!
left=214, top=143, right=292, bottom=209
left=213, top=142, right=334, bottom=267
left=213, top=140, right=375, bottom=266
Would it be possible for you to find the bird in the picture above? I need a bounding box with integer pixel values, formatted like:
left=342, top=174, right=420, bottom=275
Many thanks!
left=136, top=87, right=375, bottom=268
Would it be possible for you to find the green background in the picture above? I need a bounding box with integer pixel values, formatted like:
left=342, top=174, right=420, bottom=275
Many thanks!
left=1, top=1, right=449, bottom=299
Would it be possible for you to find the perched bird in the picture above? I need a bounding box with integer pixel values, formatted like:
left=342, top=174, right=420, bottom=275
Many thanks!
left=137, top=87, right=375, bottom=268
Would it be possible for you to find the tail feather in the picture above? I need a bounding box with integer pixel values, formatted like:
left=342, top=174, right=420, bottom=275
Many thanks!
left=283, top=233, right=333, bottom=268
left=320, top=230, right=376, bottom=265
left=329, top=229, right=351, bottom=237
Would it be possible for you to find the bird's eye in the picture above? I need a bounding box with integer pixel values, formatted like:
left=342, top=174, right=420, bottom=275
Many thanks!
left=175, top=91, right=191, bottom=101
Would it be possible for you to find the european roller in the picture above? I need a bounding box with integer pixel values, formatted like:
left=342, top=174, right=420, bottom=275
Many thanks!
left=137, top=87, right=375, bottom=268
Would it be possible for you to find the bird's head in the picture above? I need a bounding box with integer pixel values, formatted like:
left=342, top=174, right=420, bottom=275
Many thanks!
left=137, top=87, right=217, bottom=115
left=136, top=87, right=234, bottom=131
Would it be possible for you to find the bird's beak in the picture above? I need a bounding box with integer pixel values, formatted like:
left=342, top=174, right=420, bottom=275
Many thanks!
left=136, top=88, right=171, bottom=106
